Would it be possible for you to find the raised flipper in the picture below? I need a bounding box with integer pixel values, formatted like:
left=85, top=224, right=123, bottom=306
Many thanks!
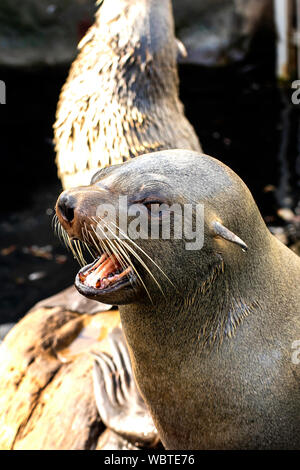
left=93, top=327, right=159, bottom=448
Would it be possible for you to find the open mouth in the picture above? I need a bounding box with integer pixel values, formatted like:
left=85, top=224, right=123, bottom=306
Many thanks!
left=79, top=253, right=132, bottom=290
left=75, top=252, right=138, bottom=304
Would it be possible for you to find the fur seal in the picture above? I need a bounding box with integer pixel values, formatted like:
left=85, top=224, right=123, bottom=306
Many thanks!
left=54, top=0, right=201, bottom=190
left=56, top=149, right=300, bottom=450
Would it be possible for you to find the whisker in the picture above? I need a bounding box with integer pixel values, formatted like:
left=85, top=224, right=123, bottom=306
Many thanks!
left=91, top=224, right=124, bottom=267
left=92, top=215, right=165, bottom=292
left=52, top=217, right=88, bottom=267
left=114, top=236, right=154, bottom=302
left=69, top=239, right=84, bottom=266
left=117, top=235, right=163, bottom=297
left=51, top=214, right=57, bottom=233
left=91, top=217, right=153, bottom=302
left=82, top=224, right=101, bottom=261
left=110, top=220, right=175, bottom=288
left=94, top=218, right=158, bottom=299
left=83, top=240, right=96, bottom=261
left=73, top=239, right=86, bottom=266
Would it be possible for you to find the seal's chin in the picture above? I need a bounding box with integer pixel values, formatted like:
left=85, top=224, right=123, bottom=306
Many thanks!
left=75, top=253, right=138, bottom=305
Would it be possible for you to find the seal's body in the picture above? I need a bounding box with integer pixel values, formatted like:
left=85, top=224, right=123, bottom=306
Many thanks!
left=54, top=0, right=201, bottom=189
left=56, top=150, right=300, bottom=449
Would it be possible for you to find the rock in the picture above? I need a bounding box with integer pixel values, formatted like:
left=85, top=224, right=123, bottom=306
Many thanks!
left=0, top=306, right=121, bottom=450
left=173, top=0, right=274, bottom=66
left=0, top=0, right=274, bottom=68
left=0, top=0, right=96, bottom=67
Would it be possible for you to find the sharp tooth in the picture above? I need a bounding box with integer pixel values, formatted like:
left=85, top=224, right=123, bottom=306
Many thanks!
left=99, top=253, right=108, bottom=263
left=102, top=278, right=111, bottom=287
left=80, top=257, right=131, bottom=289
left=90, top=253, right=108, bottom=272
left=97, top=259, right=117, bottom=278
left=85, top=270, right=101, bottom=288
left=118, top=266, right=132, bottom=278
left=108, top=266, right=132, bottom=283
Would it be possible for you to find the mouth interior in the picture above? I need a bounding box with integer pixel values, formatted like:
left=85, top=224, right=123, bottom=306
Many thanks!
left=78, top=253, right=132, bottom=290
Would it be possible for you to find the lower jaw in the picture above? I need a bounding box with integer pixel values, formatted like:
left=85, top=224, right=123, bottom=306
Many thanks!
left=75, top=259, right=140, bottom=305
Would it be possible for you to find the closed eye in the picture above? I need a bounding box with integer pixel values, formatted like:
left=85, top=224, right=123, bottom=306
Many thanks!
left=143, top=200, right=164, bottom=207
left=142, top=200, right=169, bottom=218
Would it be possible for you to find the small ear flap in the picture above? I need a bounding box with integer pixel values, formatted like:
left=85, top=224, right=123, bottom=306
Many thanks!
left=213, top=221, right=248, bottom=252
left=176, top=38, right=188, bottom=59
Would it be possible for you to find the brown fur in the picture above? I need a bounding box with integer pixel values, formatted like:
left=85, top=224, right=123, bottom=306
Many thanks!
left=54, top=0, right=201, bottom=189
left=57, top=150, right=300, bottom=449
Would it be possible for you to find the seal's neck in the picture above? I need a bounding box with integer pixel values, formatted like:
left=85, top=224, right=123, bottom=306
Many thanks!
left=91, top=0, right=178, bottom=103
left=121, top=279, right=257, bottom=362
left=119, top=236, right=279, bottom=361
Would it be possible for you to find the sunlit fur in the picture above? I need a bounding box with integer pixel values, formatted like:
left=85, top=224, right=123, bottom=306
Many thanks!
left=54, top=0, right=201, bottom=189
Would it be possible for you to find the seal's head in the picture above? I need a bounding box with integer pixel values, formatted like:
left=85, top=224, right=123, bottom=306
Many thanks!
left=56, top=149, right=271, bottom=309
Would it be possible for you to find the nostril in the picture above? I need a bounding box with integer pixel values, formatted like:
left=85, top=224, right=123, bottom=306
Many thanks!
left=57, top=193, right=76, bottom=223
left=60, top=203, right=74, bottom=223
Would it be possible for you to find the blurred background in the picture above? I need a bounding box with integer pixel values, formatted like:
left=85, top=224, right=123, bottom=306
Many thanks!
left=0, top=0, right=299, bottom=326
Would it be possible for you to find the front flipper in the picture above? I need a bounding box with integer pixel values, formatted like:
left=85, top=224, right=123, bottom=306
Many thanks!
left=92, top=328, right=159, bottom=448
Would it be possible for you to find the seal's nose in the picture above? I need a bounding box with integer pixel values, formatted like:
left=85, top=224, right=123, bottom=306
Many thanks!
left=57, top=192, right=76, bottom=223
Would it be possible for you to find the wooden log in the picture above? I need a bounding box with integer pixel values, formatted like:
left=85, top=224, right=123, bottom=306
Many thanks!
left=0, top=306, right=120, bottom=450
